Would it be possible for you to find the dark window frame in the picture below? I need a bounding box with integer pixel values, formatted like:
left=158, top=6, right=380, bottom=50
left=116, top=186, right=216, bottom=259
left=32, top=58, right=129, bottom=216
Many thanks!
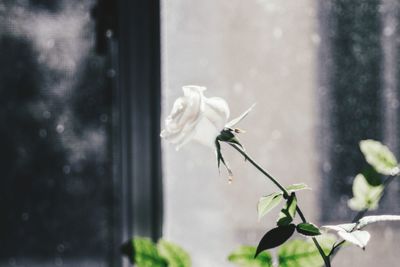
left=107, top=0, right=163, bottom=266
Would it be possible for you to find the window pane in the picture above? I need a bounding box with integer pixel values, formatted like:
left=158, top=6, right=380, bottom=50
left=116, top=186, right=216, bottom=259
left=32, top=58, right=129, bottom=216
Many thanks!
left=161, top=1, right=318, bottom=266
left=161, top=0, right=400, bottom=266
left=0, top=1, right=113, bottom=266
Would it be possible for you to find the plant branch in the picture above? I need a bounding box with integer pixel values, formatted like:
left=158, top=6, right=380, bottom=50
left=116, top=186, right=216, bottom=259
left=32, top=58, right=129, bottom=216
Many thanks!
left=328, top=174, right=398, bottom=259
left=296, top=206, right=330, bottom=267
left=228, top=143, right=289, bottom=196
left=228, top=143, right=331, bottom=267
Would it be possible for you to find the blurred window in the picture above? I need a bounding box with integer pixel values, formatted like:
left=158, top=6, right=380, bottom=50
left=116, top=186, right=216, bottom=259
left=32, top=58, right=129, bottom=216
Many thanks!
left=0, top=0, right=162, bottom=266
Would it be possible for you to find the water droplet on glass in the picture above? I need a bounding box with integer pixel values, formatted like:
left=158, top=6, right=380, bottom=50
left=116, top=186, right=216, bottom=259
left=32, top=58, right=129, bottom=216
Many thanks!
left=43, top=110, right=51, bottom=119
left=107, top=69, right=116, bottom=78
left=8, top=258, right=16, bottom=266
left=311, top=33, right=321, bottom=45
left=106, top=29, right=113, bottom=38
left=55, top=257, right=63, bottom=266
left=334, top=144, right=343, bottom=153
left=56, top=124, right=65, bottom=133
left=39, top=129, right=47, bottom=138
left=323, top=162, right=332, bottom=173
left=100, top=114, right=108, bottom=123
left=21, top=212, right=29, bottom=221
left=384, top=26, right=395, bottom=37
left=63, top=165, right=71, bottom=174
left=46, top=39, right=55, bottom=49
left=57, top=244, right=65, bottom=253
left=390, top=99, right=399, bottom=109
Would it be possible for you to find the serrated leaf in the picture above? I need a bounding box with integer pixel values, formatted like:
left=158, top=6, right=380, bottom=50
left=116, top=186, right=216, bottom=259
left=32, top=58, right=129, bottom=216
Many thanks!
left=348, top=174, right=383, bottom=211
left=133, top=238, right=167, bottom=267
left=360, top=140, right=399, bottom=175
left=228, top=246, right=273, bottom=267
left=357, top=215, right=400, bottom=229
left=337, top=230, right=370, bottom=249
left=285, top=183, right=312, bottom=192
left=296, top=223, right=321, bottom=236
left=255, top=224, right=296, bottom=257
left=277, top=194, right=297, bottom=226
left=157, top=239, right=191, bottom=267
left=258, top=193, right=283, bottom=220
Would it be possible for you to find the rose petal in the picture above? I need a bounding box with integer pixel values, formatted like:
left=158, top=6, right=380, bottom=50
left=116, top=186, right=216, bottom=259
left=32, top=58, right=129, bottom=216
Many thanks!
left=161, top=85, right=230, bottom=149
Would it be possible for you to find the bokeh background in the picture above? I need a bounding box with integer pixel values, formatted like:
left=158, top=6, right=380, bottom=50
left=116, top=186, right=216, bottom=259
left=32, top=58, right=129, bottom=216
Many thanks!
left=0, top=1, right=114, bottom=266
left=1, top=0, right=400, bottom=266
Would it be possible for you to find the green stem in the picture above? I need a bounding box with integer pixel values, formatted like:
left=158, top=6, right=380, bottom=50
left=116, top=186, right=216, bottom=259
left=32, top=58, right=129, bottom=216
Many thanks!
left=228, top=143, right=331, bottom=267
left=296, top=207, right=330, bottom=267
left=228, top=144, right=289, bottom=197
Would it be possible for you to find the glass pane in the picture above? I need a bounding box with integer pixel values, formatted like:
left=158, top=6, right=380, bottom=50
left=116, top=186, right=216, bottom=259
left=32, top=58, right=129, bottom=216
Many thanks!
left=0, top=1, right=113, bottom=266
left=161, top=0, right=400, bottom=266
left=161, top=1, right=319, bottom=266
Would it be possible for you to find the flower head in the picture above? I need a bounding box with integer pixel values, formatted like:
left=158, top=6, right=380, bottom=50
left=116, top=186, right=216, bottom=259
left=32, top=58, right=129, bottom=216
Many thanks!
left=161, top=85, right=230, bottom=150
left=161, top=85, right=255, bottom=182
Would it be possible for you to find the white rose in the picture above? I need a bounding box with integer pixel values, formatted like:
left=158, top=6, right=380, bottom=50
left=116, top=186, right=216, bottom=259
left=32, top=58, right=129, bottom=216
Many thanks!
left=160, top=85, right=230, bottom=150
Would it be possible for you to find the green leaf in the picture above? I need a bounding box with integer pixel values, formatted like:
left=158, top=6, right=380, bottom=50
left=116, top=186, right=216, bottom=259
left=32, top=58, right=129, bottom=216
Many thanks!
left=277, top=194, right=297, bottom=226
left=314, top=234, right=337, bottom=253
left=157, top=239, right=191, bottom=267
left=228, top=246, right=273, bottom=267
left=258, top=193, right=284, bottom=220
left=337, top=230, right=370, bottom=249
left=278, top=239, right=325, bottom=267
left=258, top=184, right=309, bottom=221
left=360, top=139, right=399, bottom=176
left=296, top=223, right=321, bottom=236
left=255, top=224, right=296, bottom=257
left=285, top=183, right=311, bottom=193
left=133, top=238, right=167, bottom=267
left=348, top=174, right=384, bottom=211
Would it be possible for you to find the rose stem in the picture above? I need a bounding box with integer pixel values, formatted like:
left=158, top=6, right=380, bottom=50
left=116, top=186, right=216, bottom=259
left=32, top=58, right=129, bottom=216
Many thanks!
left=228, top=143, right=331, bottom=267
